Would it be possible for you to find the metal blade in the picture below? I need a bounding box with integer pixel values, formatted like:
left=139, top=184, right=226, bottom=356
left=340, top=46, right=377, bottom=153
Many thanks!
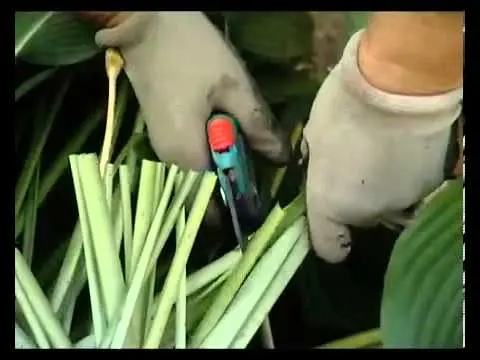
left=221, top=169, right=246, bottom=251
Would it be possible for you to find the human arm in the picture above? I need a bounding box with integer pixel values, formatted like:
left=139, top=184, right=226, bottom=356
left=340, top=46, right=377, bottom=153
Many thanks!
left=359, top=12, right=464, bottom=95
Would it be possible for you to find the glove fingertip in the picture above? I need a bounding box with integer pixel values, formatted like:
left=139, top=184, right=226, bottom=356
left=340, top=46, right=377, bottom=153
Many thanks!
left=307, top=215, right=352, bottom=264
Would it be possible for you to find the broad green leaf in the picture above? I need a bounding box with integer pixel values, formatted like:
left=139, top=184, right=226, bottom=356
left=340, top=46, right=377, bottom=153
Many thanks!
left=381, top=180, right=463, bottom=348
left=231, top=12, right=313, bottom=62
left=15, top=12, right=53, bottom=57
left=15, top=12, right=100, bottom=65
left=174, top=173, right=187, bottom=348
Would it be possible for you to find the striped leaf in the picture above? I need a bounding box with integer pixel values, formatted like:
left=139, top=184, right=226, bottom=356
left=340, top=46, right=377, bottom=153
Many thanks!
left=381, top=180, right=463, bottom=348
left=15, top=12, right=99, bottom=65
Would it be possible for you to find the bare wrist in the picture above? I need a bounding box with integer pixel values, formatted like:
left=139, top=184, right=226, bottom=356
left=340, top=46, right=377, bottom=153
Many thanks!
left=358, top=12, right=464, bottom=95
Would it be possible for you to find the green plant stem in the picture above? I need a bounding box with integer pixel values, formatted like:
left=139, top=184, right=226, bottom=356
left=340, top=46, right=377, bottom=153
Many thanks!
left=187, top=249, right=243, bottom=295
left=15, top=79, right=69, bottom=222
left=150, top=248, right=241, bottom=313
left=105, top=165, right=182, bottom=348
left=15, top=107, right=103, bottom=240
left=230, top=231, right=310, bottom=348
left=130, top=160, right=158, bottom=283
left=120, top=166, right=133, bottom=281
left=114, top=111, right=145, bottom=178
left=175, top=173, right=187, bottom=349
left=189, top=204, right=285, bottom=347
left=77, top=154, right=126, bottom=324
left=144, top=172, right=217, bottom=348
left=15, top=68, right=57, bottom=102
left=190, top=269, right=232, bottom=303
left=61, top=268, right=87, bottom=333
left=145, top=163, right=167, bottom=336
left=49, top=224, right=83, bottom=314
left=22, top=165, right=40, bottom=266
left=318, top=328, right=382, bottom=348
left=15, top=322, right=37, bottom=349
left=69, top=156, right=106, bottom=344
left=15, top=276, right=50, bottom=348
left=260, top=317, right=275, bottom=349
left=104, top=164, right=115, bottom=210
left=200, top=217, right=306, bottom=348
left=129, top=161, right=170, bottom=346
left=15, top=249, right=71, bottom=348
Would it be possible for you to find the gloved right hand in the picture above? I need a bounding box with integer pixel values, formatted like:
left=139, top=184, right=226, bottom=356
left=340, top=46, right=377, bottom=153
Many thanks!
left=301, top=30, right=462, bottom=263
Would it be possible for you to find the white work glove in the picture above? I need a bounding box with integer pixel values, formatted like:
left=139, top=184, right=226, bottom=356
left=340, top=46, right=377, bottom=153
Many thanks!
left=94, top=12, right=290, bottom=225
left=302, top=30, right=463, bottom=263
left=95, top=12, right=290, bottom=171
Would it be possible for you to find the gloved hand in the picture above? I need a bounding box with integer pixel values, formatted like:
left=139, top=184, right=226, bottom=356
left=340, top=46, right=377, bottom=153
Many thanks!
left=93, top=12, right=290, bottom=225
left=302, top=30, right=463, bottom=263
left=94, top=12, right=290, bottom=172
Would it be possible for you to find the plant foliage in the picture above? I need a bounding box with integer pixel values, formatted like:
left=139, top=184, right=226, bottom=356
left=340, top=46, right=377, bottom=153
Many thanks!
left=14, top=11, right=463, bottom=349
left=15, top=12, right=99, bottom=65
left=381, top=180, right=463, bottom=348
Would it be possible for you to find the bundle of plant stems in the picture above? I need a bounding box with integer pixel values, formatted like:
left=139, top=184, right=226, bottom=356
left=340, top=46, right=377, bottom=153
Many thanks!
left=15, top=48, right=310, bottom=349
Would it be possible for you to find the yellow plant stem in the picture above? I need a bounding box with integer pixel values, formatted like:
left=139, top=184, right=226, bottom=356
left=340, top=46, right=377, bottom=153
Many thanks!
left=99, top=49, right=124, bottom=177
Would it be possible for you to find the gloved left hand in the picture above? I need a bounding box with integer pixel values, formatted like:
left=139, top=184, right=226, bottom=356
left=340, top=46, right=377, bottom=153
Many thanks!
left=94, top=12, right=291, bottom=173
